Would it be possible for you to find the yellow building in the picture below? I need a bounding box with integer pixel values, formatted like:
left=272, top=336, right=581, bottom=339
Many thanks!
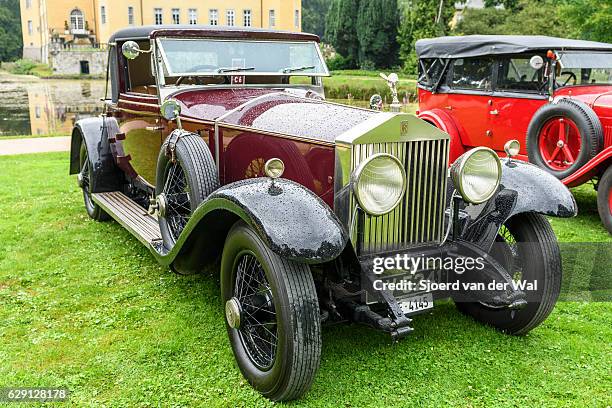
left=20, top=0, right=303, bottom=63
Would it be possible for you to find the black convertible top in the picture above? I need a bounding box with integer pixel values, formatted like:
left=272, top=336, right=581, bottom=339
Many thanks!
left=416, top=35, right=612, bottom=59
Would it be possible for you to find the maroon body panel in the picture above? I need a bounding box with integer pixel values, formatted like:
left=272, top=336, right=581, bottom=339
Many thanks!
left=109, top=88, right=376, bottom=206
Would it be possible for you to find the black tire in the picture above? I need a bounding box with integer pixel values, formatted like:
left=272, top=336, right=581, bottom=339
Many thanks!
left=455, top=213, right=562, bottom=335
left=79, top=143, right=110, bottom=221
left=220, top=221, right=321, bottom=401
left=596, top=165, right=612, bottom=235
left=527, top=98, right=603, bottom=179
left=155, top=131, right=219, bottom=247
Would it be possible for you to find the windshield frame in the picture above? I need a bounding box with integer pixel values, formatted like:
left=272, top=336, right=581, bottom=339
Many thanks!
left=155, top=37, right=330, bottom=78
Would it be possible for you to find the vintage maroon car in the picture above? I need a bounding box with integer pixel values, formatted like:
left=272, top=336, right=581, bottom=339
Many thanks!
left=70, top=26, right=576, bottom=400
left=416, top=35, right=612, bottom=233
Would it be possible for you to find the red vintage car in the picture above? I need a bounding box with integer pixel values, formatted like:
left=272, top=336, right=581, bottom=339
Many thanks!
left=70, top=27, right=576, bottom=401
left=416, top=35, right=612, bottom=233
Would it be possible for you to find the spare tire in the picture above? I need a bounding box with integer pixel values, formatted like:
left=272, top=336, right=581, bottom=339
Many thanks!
left=526, top=98, right=603, bottom=179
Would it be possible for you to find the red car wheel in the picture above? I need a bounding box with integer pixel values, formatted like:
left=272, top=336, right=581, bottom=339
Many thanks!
left=527, top=99, right=603, bottom=179
left=596, top=166, right=612, bottom=234
left=537, top=117, right=582, bottom=171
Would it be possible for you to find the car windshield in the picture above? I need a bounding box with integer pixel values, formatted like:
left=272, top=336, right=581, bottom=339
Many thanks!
left=157, top=38, right=328, bottom=77
left=556, top=52, right=612, bottom=86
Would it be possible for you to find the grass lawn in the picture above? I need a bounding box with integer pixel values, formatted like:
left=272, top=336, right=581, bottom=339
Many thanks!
left=0, top=152, right=610, bottom=407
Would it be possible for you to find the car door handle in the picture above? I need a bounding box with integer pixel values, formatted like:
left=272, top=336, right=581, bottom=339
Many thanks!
left=489, top=110, right=499, bottom=115
left=145, top=126, right=164, bottom=131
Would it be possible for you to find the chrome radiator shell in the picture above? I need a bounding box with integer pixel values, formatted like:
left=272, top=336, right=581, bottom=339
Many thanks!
left=333, top=113, right=450, bottom=254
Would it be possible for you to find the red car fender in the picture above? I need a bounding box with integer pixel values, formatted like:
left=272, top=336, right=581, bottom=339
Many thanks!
left=562, top=146, right=612, bottom=187
left=418, top=108, right=466, bottom=164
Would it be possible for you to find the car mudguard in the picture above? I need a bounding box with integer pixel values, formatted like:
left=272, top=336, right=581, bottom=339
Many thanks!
left=460, top=158, right=577, bottom=250
left=152, top=177, right=349, bottom=274
left=418, top=108, right=466, bottom=163
left=69, top=117, right=123, bottom=193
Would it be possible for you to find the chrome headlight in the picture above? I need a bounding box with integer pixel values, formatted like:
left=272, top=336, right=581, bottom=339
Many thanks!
left=352, top=153, right=406, bottom=216
left=451, top=147, right=501, bottom=204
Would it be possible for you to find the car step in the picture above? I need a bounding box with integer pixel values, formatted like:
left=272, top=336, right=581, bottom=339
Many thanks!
left=91, top=191, right=162, bottom=246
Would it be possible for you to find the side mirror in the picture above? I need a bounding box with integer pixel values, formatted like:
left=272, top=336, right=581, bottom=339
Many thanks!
left=161, top=99, right=182, bottom=128
left=122, top=41, right=143, bottom=60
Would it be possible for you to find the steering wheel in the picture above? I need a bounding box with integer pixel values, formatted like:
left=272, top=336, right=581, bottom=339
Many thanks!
left=559, top=71, right=577, bottom=86
left=175, top=65, right=219, bottom=86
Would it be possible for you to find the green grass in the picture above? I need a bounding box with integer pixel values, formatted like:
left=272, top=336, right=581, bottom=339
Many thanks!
left=0, top=152, right=610, bottom=407
left=292, top=73, right=417, bottom=101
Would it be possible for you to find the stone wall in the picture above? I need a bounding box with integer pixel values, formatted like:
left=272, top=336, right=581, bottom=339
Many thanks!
left=49, top=50, right=107, bottom=75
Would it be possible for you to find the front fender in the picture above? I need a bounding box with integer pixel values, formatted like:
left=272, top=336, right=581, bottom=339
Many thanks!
left=153, top=178, right=348, bottom=272
left=461, top=158, right=577, bottom=249
left=70, top=117, right=123, bottom=193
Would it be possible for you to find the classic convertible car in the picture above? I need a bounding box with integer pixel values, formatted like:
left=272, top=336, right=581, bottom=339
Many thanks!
left=416, top=35, right=612, bottom=233
left=70, top=26, right=576, bottom=401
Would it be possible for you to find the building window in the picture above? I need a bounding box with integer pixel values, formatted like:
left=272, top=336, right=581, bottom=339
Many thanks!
left=154, top=8, right=162, bottom=25
left=188, top=8, right=197, bottom=24
left=128, top=6, right=134, bottom=25
left=243, top=9, right=251, bottom=27
left=172, top=8, right=180, bottom=24
left=294, top=9, right=300, bottom=28
left=226, top=9, right=235, bottom=26
left=27, top=20, right=33, bottom=35
left=70, top=9, right=85, bottom=31
left=26, top=0, right=31, bottom=8
left=101, top=6, right=106, bottom=24
left=269, top=9, right=275, bottom=27
left=209, top=9, right=218, bottom=25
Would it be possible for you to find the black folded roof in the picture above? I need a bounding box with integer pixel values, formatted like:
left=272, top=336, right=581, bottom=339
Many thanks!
left=416, top=35, right=612, bottom=59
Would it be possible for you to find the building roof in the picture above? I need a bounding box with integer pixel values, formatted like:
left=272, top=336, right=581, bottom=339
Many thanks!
left=109, top=25, right=319, bottom=43
left=416, top=35, right=612, bottom=59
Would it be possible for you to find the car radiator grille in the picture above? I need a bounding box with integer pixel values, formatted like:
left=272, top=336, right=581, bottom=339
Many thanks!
left=351, top=139, right=449, bottom=253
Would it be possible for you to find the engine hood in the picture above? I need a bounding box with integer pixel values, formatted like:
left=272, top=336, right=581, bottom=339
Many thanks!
left=555, top=85, right=612, bottom=107
left=170, top=88, right=377, bottom=143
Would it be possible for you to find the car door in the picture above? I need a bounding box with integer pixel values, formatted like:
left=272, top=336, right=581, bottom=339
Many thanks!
left=489, top=55, right=549, bottom=154
left=116, top=92, right=163, bottom=187
left=445, top=57, right=495, bottom=149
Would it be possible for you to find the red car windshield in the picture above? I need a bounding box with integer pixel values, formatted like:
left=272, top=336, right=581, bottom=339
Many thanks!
left=556, top=52, right=612, bottom=86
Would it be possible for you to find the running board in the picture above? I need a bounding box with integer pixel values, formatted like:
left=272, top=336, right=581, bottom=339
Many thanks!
left=92, top=191, right=162, bottom=246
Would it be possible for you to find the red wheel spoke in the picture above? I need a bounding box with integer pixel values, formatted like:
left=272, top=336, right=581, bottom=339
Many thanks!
left=557, top=119, right=566, bottom=143
left=562, top=145, right=575, bottom=163
left=548, top=146, right=561, bottom=163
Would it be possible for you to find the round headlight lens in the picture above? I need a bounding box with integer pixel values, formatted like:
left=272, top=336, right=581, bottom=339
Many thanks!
left=451, top=147, right=501, bottom=204
left=352, top=153, right=406, bottom=216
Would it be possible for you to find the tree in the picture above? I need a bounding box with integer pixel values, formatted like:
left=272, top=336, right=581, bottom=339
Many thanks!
left=0, top=0, right=22, bottom=62
left=497, top=0, right=569, bottom=37
left=561, top=0, right=612, bottom=43
left=325, top=0, right=361, bottom=67
left=484, top=0, right=519, bottom=10
left=356, top=0, right=399, bottom=69
left=397, top=0, right=455, bottom=74
left=302, top=0, right=332, bottom=39
left=454, top=7, right=510, bottom=35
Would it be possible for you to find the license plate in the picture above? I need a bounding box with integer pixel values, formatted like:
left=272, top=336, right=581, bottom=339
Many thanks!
left=399, top=293, right=433, bottom=315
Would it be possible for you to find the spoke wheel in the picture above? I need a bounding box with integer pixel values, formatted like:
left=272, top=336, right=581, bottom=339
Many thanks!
left=455, top=213, right=562, bottom=335
left=221, top=221, right=321, bottom=401
left=78, top=143, right=109, bottom=221
left=538, top=117, right=581, bottom=171
left=160, top=161, right=192, bottom=243
left=596, top=166, right=612, bottom=234
left=155, top=131, right=219, bottom=250
left=232, top=252, right=278, bottom=370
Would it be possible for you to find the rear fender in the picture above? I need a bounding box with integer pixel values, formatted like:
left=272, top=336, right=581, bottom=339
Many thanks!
left=70, top=117, right=123, bottom=193
left=460, top=158, right=577, bottom=250
left=154, top=178, right=349, bottom=273
left=418, top=108, right=466, bottom=163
